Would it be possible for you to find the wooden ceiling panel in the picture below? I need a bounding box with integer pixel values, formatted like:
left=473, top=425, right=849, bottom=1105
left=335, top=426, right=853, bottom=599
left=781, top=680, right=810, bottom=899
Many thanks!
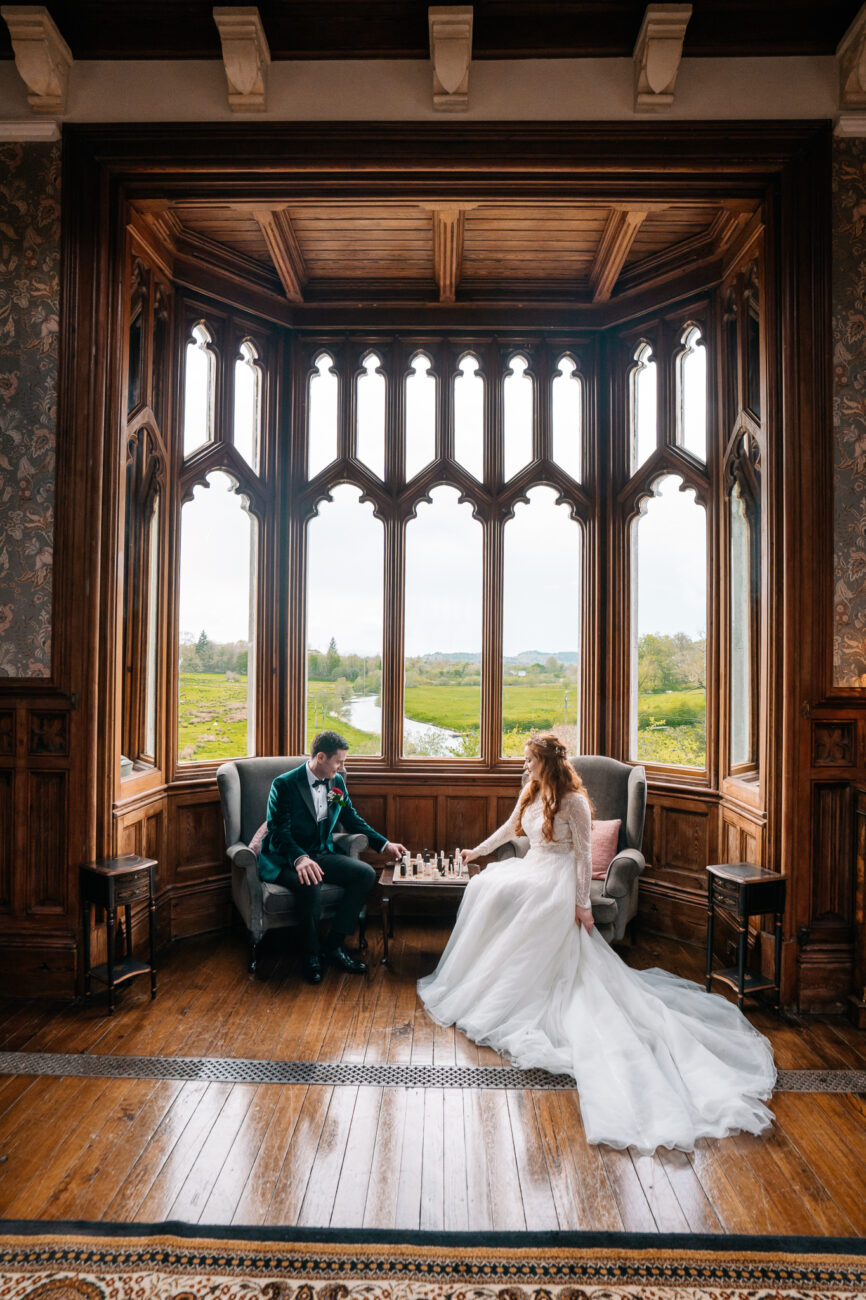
left=174, top=204, right=273, bottom=264
left=463, top=205, right=609, bottom=281
left=624, top=207, right=719, bottom=264
left=292, top=205, right=432, bottom=279
left=161, top=196, right=759, bottom=303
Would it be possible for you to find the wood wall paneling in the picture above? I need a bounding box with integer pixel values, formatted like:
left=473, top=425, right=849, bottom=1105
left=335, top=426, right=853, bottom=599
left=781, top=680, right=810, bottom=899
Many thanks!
left=0, top=769, right=12, bottom=912
left=26, top=770, right=67, bottom=915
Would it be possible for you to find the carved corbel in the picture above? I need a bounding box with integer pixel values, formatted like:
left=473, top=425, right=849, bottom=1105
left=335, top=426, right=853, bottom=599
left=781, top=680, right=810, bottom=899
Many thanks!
left=422, top=204, right=478, bottom=302
left=213, top=6, right=270, bottom=113
left=633, top=4, right=692, bottom=115
left=836, top=4, right=866, bottom=136
left=0, top=6, right=72, bottom=115
left=428, top=6, right=473, bottom=113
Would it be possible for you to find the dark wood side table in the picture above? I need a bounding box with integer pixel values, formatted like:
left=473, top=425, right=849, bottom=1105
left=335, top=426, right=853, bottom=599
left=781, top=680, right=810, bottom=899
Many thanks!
left=706, top=862, right=786, bottom=1011
left=377, top=864, right=477, bottom=966
left=81, top=854, right=157, bottom=1014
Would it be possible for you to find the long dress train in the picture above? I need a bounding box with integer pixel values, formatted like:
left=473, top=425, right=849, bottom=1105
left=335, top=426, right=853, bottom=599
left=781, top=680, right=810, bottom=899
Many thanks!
left=417, top=792, right=775, bottom=1154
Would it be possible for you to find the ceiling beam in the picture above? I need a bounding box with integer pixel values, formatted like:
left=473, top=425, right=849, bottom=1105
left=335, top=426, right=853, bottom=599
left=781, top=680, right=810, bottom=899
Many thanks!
left=251, top=207, right=307, bottom=302
left=425, top=204, right=476, bottom=302
left=590, top=207, right=650, bottom=303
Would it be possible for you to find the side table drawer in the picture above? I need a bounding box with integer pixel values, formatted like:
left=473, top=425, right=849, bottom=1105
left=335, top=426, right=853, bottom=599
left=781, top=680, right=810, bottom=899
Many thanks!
left=712, top=881, right=741, bottom=912
left=114, top=872, right=151, bottom=905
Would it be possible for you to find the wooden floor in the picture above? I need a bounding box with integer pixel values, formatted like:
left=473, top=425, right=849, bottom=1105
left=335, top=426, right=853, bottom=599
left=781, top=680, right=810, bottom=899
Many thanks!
left=0, top=923, right=863, bottom=1233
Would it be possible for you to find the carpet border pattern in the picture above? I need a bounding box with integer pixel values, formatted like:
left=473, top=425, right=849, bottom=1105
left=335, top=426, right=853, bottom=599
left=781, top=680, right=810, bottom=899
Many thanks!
left=0, top=1226, right=863, bottom=1290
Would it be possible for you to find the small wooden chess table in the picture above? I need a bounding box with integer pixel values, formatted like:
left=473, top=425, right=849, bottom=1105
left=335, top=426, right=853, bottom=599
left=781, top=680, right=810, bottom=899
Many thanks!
left=377, top=863, right=478, bottom=966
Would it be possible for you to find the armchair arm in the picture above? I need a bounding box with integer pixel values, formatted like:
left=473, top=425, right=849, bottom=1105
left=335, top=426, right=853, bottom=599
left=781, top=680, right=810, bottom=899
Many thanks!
left=496, top=836, right=530, bottom=861
left=226, top=840, right=265, bottom=932
left=603, top=847, right=645, bottom=899
left=333, top=832, right=369, bottom=859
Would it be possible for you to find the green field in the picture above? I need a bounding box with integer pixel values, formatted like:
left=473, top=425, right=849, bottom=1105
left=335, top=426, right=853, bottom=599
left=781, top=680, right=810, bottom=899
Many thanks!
left=179, top=673, right=706, bottom=767
left=178, top=673, right=251, bottom=761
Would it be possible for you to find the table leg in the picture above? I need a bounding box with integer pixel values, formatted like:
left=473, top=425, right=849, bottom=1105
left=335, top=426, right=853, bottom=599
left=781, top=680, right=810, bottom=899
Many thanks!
left=774, top=910, right=783, bottom=1013
left=381, top=895, right=390, bottom=965
left=705, top=875, right=715, bottom=993
left=83, top=898, right=91, bottom=999
left=149, top=891, right=157, bottom=998
left=736, top=914, right=747, bottom=1011
left=106, top=907, right=115, bottom=1015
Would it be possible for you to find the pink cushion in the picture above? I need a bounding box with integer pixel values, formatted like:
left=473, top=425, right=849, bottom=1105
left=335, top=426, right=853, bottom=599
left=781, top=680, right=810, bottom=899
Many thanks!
left=591, top=819, right=621, bottom=879
left=248, top=821, right=268, bottom=856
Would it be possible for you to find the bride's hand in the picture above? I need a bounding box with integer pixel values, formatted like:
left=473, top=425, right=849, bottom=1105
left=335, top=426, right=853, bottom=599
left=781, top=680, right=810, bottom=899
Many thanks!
left=575, top=904, right=594, bottom=933
left=460, top=849, right=480, bottom=865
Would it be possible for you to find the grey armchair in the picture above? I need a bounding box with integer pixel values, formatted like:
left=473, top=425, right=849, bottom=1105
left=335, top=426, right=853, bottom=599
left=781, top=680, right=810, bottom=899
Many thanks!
left=496, top=755, right=647, bottom=944
left=216, top=755, right=369, bottom=974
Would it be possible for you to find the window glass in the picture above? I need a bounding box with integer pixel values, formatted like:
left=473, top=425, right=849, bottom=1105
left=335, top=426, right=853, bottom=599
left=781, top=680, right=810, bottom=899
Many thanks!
left=183, top=323, right=215, bottom=458
left=233, top=340, right=261, bottom=473
left=630, top=474, right=706, bottom=768
left=143, top=492, right=159, bottom=759
left=730, top=483, right=751, bottom=766
left=503, top=354, right=533, bottom=481
left=178, top=470, right=256, bottom=761
left=454, top=354, right=483, bottom=480
left=677, top=326, right=707, bottom=461
left=356, top=352, right=386, bottom=480
left=403, top=486, right=482, bottom=756
left=746, top=287, right=761, bottom=419
left=551, top=355, right=582, bottom=481
left=306, top=484, right=383, bottom=754
left=630, top=342, right=656, bottom=474
left=502, top=486, right=581, bottom=756
left=308, top=352, right=338, bottom=479
left=405, top=354, right=436, bottom=480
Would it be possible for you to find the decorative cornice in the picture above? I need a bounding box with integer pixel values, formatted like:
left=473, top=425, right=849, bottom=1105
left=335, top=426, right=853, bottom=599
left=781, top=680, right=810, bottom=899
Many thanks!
left=633, top=3, right=692, bottom=114
left=0, top=5, right=72, bottom=115
left=428, top=5, right=473, bottom=113
left=0, top=118, right=60, bottom=140
left=213, top=6, right=270, bottom=113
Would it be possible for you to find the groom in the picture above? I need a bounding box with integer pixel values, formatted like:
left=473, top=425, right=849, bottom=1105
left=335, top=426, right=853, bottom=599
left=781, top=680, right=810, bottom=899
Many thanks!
left=257, top=731, right=407, bottom=984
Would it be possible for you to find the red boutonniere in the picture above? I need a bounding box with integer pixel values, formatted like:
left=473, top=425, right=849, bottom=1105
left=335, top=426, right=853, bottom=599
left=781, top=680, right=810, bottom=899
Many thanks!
left=327, top=786, right=347, bottom=808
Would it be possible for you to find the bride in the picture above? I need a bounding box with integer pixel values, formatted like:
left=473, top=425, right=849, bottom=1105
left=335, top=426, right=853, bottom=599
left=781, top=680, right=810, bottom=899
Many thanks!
left=417, top=733, right=776, bottom=1154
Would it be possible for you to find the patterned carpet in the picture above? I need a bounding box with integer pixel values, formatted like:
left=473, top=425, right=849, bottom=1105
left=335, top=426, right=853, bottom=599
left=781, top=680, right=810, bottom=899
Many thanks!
left=0, top=1225, right=863, bottom=1298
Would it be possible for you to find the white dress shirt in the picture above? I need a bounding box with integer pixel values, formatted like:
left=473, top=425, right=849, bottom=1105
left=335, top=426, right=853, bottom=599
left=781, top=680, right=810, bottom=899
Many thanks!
left=306, top=762, right=329, bottom=822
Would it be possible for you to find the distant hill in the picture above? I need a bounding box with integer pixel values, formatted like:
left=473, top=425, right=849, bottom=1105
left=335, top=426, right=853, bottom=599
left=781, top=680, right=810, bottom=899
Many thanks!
left=419, top=650, right=578, bottom=665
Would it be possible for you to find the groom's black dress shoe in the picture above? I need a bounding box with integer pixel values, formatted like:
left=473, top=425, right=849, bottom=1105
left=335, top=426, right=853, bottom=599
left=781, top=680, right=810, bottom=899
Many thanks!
left=303, top=954, right=324, bottom=984
left=327, top=945, right=368, bottom=975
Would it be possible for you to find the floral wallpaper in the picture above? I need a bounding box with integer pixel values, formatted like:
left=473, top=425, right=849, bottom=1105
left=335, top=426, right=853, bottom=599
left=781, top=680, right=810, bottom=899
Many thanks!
left=0, top=141, right=59, bottom=678
left=833, top=137, right=866, bottom=687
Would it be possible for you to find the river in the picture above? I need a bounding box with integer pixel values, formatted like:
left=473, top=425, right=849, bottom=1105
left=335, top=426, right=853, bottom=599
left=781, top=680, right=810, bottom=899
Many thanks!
left=343, top=694, right=464, bottom=755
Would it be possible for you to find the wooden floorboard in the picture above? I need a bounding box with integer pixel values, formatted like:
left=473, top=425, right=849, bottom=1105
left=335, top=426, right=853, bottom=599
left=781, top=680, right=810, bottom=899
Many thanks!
left=0, top=922, right=862, bottom=1232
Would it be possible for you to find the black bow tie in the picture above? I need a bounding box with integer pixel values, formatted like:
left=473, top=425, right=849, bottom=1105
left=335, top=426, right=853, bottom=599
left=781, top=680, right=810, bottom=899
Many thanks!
left=312, top=779, right=328, bottom=788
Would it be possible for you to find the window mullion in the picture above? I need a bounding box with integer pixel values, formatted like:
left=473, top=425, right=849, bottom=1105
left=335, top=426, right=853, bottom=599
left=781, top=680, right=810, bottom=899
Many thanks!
left=382, top=513, right=405, bottom=765
left=482, top=506, right=503, bottom=764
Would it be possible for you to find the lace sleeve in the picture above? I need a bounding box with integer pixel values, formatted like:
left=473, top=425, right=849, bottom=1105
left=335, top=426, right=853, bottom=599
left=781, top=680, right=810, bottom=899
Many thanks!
left=473, top=798, right=522, bottom=857
left=564, top=792, right=592, bottom=908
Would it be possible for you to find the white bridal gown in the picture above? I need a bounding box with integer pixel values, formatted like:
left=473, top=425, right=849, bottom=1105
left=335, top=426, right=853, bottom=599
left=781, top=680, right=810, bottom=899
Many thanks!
left=417, top=792, right=776, bottom=1154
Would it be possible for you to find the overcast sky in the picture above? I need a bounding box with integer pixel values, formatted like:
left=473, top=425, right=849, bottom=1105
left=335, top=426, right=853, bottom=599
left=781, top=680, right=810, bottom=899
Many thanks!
left=179, top=473, right=706, bottom=654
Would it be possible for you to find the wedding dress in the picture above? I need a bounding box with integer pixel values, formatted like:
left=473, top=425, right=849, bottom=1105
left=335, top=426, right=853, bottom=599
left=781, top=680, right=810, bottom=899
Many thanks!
left=417, top=792, right=776, bottom=1154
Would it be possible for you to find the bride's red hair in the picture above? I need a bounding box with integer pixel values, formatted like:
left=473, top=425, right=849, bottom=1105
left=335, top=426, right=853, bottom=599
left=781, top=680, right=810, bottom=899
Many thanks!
left=515, top=733, right=588, bottom=842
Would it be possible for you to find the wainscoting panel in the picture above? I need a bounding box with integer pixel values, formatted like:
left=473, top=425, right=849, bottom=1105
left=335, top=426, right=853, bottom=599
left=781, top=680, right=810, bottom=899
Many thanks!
left=25, top=769, right=67, bottom=915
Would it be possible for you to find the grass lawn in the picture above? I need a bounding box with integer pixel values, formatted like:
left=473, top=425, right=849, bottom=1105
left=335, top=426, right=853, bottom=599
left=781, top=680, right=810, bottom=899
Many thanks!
left=179, top=674, right=706, bottom=766
left=178, top=673, right=250, bottom=761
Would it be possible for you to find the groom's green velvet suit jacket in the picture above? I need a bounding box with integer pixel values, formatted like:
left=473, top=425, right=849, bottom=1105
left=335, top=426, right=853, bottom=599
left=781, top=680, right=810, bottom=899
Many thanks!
left=257, top=763, right=387, bottom=883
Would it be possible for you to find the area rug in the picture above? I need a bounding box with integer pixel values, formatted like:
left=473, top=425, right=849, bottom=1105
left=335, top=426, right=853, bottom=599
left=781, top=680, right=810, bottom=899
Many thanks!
left=0, top=1224, right=863, bottom=1299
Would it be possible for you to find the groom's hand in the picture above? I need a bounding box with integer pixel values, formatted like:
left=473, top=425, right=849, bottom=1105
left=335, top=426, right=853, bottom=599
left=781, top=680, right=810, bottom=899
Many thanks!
left=383, top=841, right=408, bottom=860
left=294, top=855, right=324, bottom=885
